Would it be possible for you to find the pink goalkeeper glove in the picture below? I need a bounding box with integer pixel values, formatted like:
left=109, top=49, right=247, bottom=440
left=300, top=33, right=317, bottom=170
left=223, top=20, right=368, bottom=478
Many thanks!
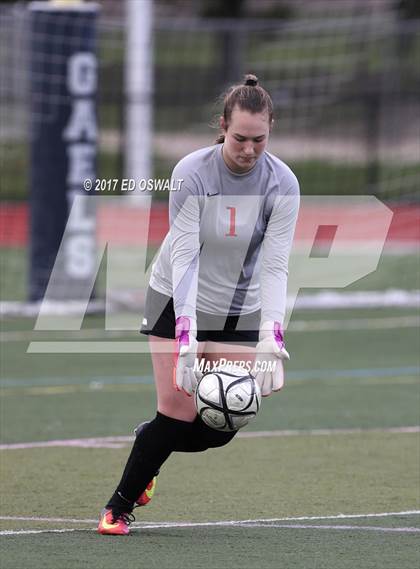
left=173, top=316, right=199, bottom=396
left=253, top=321, right=290, bottom=396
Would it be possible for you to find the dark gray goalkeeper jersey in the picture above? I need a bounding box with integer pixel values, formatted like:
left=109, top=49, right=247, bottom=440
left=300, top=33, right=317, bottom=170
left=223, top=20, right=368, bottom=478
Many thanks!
left=150, top=144, right=300, bottom=326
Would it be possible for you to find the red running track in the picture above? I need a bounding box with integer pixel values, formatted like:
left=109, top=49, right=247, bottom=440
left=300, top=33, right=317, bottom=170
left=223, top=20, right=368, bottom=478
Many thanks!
left=1, top=202, right=419, bottom=247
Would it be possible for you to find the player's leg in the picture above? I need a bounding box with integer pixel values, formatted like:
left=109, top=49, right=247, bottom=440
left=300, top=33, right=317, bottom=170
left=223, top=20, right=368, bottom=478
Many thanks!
left=133, top=334, right=203, bottom=507
left=132, top=334, right=207, bottom=496
left=152, top=336, right=203, bottom=421
left=99, top=336, right=203, bottom=534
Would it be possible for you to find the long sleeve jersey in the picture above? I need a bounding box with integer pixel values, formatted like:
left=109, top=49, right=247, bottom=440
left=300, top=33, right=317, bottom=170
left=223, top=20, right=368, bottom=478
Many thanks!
left=149, top=144, right=300, bottom=325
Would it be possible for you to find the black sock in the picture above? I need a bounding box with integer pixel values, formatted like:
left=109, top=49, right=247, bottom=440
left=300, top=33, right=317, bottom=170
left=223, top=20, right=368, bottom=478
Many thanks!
left=106, top=412, right=193, bottom=511
left=173, top=415, right=237, bottom=452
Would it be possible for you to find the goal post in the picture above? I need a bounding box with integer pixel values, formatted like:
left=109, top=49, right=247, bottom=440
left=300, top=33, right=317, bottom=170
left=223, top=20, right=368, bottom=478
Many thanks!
left=124, top=0, right=154, bottom=186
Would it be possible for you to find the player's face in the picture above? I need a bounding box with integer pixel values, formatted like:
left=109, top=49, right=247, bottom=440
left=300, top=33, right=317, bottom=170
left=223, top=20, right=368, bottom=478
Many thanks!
left=221, top=107, right=271, bottom=173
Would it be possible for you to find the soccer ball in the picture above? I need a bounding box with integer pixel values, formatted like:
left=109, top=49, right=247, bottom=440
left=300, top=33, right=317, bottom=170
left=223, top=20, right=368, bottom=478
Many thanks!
left=195, top=365, right=261, bottom=432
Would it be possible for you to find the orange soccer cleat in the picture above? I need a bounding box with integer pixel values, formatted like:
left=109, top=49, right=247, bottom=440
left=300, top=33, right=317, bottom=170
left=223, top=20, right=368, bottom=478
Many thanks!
left=97, top=508, right=135, bottom=536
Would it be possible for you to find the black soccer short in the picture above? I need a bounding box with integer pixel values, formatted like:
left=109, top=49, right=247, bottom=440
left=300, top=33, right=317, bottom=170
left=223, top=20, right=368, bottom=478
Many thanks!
left=140, top=286, right=260, bottom=346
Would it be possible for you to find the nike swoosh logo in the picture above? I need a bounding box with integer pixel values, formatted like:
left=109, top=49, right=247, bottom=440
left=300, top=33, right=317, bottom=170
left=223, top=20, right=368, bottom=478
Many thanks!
left=100, top=517, right=118, bottom=530
left=144, top=481, right=155, bottom=497
left=206, top=192, right=219, bottom=196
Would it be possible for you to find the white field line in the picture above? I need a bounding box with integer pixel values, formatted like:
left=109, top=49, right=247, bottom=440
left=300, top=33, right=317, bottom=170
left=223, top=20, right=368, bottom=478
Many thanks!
left=0, top=516, right=97, bottom=523
left=1, top=526, right=419, bottom=536
left=238, top=524, right=420, bottom=533
left=237, top=426, right=420, bottom=438
left=1, top=426, right=419, bottom=451
left=0, top=511, right=419, bottom=536
left=1, top=315, right=419, bottom=343
left=0, top=529, right=82, bottom=536
left=0, top=510, right=418, bottom=525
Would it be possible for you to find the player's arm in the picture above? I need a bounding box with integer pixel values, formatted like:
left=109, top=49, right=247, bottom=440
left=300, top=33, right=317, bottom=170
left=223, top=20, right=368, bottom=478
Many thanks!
left=254, top=181, right=300, bottom=396
left=169, top=177, right=202, bottom=395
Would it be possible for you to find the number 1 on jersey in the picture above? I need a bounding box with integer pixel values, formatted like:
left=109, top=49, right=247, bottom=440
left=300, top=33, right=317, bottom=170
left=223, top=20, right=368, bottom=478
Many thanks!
left=225, top=206, right=238, bottom=237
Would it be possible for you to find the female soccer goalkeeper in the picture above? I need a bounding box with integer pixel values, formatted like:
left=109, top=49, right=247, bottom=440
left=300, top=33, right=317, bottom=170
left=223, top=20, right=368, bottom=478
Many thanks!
left=98, top=74, right=300, bottom=535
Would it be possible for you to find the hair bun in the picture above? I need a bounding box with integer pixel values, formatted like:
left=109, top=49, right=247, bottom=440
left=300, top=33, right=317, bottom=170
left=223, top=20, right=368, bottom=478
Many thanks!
left=244, top=74, right=258, bottom=87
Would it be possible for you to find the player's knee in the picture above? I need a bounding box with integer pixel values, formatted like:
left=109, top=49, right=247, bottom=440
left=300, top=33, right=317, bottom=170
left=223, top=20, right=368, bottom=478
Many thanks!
left=157, top=399, right=197, bottom=423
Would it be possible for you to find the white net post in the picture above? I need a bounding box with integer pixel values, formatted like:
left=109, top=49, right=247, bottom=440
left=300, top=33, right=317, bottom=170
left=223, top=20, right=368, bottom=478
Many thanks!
left=124, top=0, right=153, bottom=186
